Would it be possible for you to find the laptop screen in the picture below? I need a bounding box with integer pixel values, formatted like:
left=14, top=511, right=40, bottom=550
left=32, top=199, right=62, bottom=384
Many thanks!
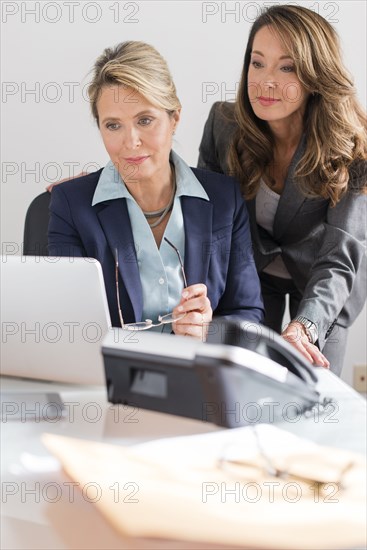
left=1, top=255, right=111, bottom=385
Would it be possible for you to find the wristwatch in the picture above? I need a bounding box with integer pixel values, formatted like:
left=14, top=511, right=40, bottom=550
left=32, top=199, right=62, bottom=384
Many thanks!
left=294, top=316, right=318, bottom=344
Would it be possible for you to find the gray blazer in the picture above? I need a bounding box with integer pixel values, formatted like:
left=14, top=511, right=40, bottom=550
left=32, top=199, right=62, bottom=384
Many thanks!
left=198, top=101, right=367, bottom=350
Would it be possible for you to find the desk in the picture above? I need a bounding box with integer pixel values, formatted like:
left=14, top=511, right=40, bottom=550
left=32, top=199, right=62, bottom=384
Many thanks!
left=1, top=370, right=366, bottom=550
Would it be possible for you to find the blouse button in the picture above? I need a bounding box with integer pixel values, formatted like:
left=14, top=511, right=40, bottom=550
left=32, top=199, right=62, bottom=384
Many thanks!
left=158, top=277, right=165, bottom=285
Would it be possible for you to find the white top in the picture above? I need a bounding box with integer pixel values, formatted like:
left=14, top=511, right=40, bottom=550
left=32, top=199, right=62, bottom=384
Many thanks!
left=256, top=179, right=291, bottom=279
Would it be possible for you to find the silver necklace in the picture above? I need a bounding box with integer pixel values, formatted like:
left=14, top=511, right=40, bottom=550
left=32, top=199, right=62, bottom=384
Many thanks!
left=142, top=170, right=176, bottom=229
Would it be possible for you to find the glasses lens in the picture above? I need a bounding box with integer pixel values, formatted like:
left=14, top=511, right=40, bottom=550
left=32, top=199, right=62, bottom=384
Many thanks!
left=158, top=312, right=186, bottom=324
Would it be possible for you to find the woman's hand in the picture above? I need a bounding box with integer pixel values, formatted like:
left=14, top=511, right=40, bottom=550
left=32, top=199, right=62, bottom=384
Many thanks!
left=282, top=321, right=330, bottom=368
left=46, top=172, right=87, bottom=192
left=172, top=283, right=213, bottom=341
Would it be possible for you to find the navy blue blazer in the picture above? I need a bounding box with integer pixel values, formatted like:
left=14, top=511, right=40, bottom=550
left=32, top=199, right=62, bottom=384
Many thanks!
left=48, top=167, right=264, bottom=327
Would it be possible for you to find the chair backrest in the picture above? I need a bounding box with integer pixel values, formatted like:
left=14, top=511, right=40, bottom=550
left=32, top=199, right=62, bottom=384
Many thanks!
left=23, top=191, right=51, bottom=256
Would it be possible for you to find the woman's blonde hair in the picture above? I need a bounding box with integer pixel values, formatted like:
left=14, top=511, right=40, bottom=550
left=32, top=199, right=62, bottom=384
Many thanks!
left=228, top=5, right=367, bottom=205
left=88, top=41, right=181, bottom=124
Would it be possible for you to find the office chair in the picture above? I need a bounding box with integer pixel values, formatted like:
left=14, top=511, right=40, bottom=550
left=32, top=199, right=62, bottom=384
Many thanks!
left=23, top=191, right=51, bottom=256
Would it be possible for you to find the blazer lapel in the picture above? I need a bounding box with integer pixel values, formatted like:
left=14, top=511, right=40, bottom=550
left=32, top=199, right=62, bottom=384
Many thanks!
left=181, top=196, right=213, bottom=285
left=95, top=199, right=143, bottom=322
left=95, top=195, right=213, bottom=318
left=273, top=135, right=307, bottom=241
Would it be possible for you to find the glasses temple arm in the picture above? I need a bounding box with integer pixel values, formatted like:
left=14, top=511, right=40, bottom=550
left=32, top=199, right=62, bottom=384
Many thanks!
left=163, top=237, right=188, bottom=288
left=115, top=248, right=125, bottom=327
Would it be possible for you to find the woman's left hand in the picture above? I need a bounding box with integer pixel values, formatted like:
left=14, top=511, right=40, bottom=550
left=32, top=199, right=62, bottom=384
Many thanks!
left=172, top=283, right=213, bottom=341
left=282, top=321, right=330, bottom=368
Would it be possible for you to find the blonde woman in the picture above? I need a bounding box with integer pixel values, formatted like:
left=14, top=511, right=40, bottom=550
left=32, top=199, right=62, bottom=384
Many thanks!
left=199, top=4, right=367, bottom=374
left=48, top=41, right=264, bottom=338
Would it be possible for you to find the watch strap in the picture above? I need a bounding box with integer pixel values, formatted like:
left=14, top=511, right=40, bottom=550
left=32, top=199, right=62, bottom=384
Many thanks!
left=294, top=316, right=318, bottom=344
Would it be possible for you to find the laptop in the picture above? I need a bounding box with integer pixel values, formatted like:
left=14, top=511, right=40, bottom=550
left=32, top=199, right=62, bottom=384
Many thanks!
left=1, top=255, right=111, bottom=385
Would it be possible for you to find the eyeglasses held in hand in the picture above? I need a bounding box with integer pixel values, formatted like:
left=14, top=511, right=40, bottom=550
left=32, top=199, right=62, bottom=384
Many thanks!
left=115, top=237, right=187, bottom=331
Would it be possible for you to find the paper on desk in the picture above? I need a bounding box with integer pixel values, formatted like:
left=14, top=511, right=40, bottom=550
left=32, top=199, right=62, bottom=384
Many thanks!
left=43, top=425, right=366, bottom=550
left=131, top=423, right=358, bottom=483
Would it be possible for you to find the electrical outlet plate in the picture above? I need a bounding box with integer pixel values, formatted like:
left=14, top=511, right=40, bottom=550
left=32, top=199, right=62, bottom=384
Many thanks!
left=353, top=364, right=367, bottom=393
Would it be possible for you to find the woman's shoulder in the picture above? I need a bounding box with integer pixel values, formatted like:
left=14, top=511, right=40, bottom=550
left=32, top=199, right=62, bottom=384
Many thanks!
left=211, top=100, right=236, bottom=115
left=191, top=166, right=240, bottom=197
left=348, top=159, right=367, bottom=191
left=200, top=102, right=238, bottom=173
left=207, top=101, right=236, bottom=130
left=51, top=169, right=104, bottom=199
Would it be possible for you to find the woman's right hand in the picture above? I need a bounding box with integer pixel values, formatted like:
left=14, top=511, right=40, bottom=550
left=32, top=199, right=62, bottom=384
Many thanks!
left=171, top=283, right=213, bottom=342
left=282, top=321, right=330, bottom=368
left=46, top=172, right=87, bottom=192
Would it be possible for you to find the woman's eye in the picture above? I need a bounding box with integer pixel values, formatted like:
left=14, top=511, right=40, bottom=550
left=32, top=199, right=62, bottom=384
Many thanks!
left=251, top=60, right=262, bottom=69
left=138, top=117, right=153, bottom=126
left=281, top=65, right=294, bottom=73
left=106, top=122, right=120, bottom=131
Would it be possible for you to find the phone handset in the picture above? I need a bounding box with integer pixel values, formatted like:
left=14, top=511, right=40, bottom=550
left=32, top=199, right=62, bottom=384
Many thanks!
left=206, top=320, right=319, bottom=384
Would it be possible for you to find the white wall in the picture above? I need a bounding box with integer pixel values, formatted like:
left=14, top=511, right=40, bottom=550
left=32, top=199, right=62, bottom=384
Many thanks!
left=1, top=0, right=366, bottom=383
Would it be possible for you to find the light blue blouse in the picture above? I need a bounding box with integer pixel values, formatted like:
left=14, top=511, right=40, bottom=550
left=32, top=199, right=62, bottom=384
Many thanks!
left=92, top=150, right=209, bottom=331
